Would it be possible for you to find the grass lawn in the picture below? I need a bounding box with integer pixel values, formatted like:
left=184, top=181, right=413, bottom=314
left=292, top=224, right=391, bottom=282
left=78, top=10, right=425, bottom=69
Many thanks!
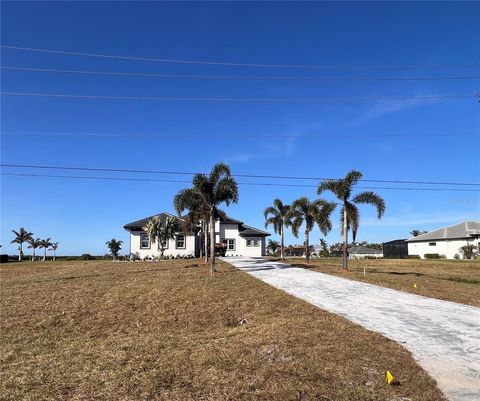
left=1, top=260, right=446, bottom=401
left=280, top=257, right=480, bottom=307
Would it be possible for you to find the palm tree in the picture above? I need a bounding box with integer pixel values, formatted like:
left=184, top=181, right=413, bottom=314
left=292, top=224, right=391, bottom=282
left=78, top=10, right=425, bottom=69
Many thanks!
left=11, top=228, right=33, bottom=261
left=318, top=170, right=386, bottom=270
left=266, top=239, right=280, bottom=256
left=459, top=243, right=478, bottom=260
left=39, top=238, right=52, bottom=261
left=287, top=196, right=336, bottom=263
left=175, top=197, right=210, bottom=264
left=27, top=237, right=42, bottom=261
left=319, top=238, right=330, bottom=258
left=143, top=216, right=180, bottom=257
left=264, top=199, right=291, bottom=260
left=174, top=162, right=238, bottom=276
left=49, top=242, right=59, bottom=261
left=106, top=238, right=123, bottom=261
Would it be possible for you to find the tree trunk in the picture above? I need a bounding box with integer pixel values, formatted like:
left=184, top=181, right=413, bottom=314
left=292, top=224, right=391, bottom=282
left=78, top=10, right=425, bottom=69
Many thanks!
left=53, top=250, right=56, bottom=261
left=32, top=248, right=35, bottom=261
left=305, top=229, right=310, bottom=263
left=199, top=222, right=203, bottom=259
left=343, top=206, right=348, bottom=270
left=209, top=214, right=215, bottom=276
left=204, top=222, right=209, bottom=264
left=280, top=225, right=285, bottom=260
left=18, top=244, right=22, bottom=261
left=43, top=248, right=46, bottom=262
left=112, top=253, right=116, bottom=261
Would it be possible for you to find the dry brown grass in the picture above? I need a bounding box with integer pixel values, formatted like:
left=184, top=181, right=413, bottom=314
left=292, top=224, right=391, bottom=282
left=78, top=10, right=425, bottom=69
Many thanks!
left=281, top=257, right=480, bottom=306
left=1, top=259, right=446, bottom=401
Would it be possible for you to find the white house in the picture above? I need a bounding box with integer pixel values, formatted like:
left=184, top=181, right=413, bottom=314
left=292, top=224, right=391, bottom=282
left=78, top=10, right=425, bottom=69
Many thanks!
left=124, top=212, right=270, bottom=259
left=348, top=246, right=383, bottom=259
left=406, top=221, right=480, bottom=259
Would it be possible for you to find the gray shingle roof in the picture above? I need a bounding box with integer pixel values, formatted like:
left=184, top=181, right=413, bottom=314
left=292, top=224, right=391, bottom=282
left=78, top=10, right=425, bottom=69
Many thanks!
left=406, top=221, right=480, bottom=242
left=238, top=224, right=270, bottom=237
left=124, top=212, right=186, bottom=231
left=348, top=246, right=383, bottom=255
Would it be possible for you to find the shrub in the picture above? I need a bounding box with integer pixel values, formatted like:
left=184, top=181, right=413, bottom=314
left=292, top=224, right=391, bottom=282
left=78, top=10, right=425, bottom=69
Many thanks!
left=405, top=255, right=421, bottom=259
left=424, top=253, right=441, bottom=259
left=81, top=254, right=95, bottom=260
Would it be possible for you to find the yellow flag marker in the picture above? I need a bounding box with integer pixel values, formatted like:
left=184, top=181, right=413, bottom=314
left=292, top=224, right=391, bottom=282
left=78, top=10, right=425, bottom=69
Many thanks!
left=413, top=283, right=418, bottom=289
left=386, top=370, right=394, bottom=385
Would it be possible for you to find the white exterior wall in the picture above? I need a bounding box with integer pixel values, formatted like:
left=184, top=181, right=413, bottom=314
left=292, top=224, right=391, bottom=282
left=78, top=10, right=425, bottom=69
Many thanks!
left=129, top=231, right=196, bottom=258
left=215, top=221, right=265, bottom=257
left=350, top=252, right=384, bottom=259
left=407, top=238, right=479, bottom=259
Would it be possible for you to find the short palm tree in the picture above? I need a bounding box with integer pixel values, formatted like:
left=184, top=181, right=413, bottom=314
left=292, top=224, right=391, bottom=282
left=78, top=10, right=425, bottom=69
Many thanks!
left=266, top=239, right=280, bottom=256
left=27, top=237, right=42, bottom=261
left=106, top=238, right=123, bottom=261
left=143, top=215, right=180, bottom=257
left=49, top=242, right=59, bottom=261
left=11, top=228, right=33, bottom=261
left=264, top=199, right=291, bottom=260
left=287, top=196, right=336, bottom=262
left=39, top=238, right=53, bottom=261
left=319, top=238, right=330, bottom=258
left=174, top=162, right=238, bottom=276
left=318, top=170, right=386, bottom=270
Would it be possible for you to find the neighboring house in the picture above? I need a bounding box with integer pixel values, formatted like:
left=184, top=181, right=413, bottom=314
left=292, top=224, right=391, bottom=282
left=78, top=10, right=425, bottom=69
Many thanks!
left=383, top=239, right=408, bottom=259
left=285, top=245, right=306, bottom=257
left=406, top=221, right=480, bottom=259
left=124, top=212, right=270, bottom=258
left=348, top=246, right=383, bottom=259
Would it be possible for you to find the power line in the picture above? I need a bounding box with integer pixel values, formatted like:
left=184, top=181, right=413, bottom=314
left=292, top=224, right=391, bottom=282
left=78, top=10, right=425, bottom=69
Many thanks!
left=1, top=130, right=478, bottom=139
left=1, top=92, right=473, bottom=103
left=2, top=173, right=479, bottom=192
left=2, top=164, right=479, bottom=186
left=2, top=45, right=479, bottom=70
left=3, top=66, right=480, bottom=81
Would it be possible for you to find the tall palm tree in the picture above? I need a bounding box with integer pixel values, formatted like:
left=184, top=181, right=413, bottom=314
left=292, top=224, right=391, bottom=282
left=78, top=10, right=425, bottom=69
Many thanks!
left=106, top=238, right=123, bottom=261
left=175, top=197, right=210, bottom=264
left=39, top=238, right=52, bottom=261
left=143, top=216, right=180, bottom=257
left=318, top=170, right=386, bottom=270
left=11, top=228, right=33, bottom=261
left=27, top=237, right=42, bottom=261
left=174, top=162, right=238, bottom=276
left=49, top=242, right=59, bottom=261
left=287, top=197, right=336, bottom=262
left=264, top=199, right=291, bottom=260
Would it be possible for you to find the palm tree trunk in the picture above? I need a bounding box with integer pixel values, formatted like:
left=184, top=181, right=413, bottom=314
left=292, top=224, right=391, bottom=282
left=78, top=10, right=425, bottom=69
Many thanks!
left=343, top=206, right=348, bottom=270
left=280, top=225, right=285, bottom=260
left=199, top=222, right=203, bottom=259
left=32, top=249, right=35, bottom=261
left=53, top=250, right=56, bottom=261
left=305, top=229, right=310, bottom=263
left=209, top=214, right=215, bottom=276
left=204, top=222, right=209, bottom=264
left=43, top=248, right=46, bottom=262
left=18, top=244, right=22, bottom=261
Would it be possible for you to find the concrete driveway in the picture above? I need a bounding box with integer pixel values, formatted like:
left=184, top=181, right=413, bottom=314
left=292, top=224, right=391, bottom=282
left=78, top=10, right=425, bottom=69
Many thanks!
left=224, top=257, right=480, bottom=401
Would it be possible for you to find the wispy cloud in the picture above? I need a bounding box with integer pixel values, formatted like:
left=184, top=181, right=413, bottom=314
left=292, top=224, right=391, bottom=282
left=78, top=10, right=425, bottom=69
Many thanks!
left=344, top=91, right=436, bottom=127
left=361, top=212, right=479, bottom=227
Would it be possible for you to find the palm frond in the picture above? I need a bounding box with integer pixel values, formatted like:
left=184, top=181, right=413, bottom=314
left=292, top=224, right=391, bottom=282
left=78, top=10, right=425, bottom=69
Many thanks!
left=352, top=191, right=386, bottom=219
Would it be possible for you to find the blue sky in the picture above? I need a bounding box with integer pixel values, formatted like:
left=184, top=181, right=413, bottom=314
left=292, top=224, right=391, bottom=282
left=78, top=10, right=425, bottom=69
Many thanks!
left=1, top=1, right=479, bottom=256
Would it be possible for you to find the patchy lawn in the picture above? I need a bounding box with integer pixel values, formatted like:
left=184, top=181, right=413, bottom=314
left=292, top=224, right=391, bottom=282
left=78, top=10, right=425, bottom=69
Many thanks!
left=1, top=260, right=446, bottom=401
left=281, top=258, right=480, bottom=306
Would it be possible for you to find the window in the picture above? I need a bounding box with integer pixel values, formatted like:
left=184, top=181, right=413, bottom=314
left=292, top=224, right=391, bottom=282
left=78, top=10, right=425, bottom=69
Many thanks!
left=140, top=233, right=150, bottom=249
left=161, top=239, right=169, bottom=249
left=246, top=238, right=260, bottom=247
left=246, top=239, right=252, bottom=247
left=429, top=242, right=436, bottom=246
left=176, top=234, right=186, bottom=249
left=223, top=239, right=235, bottom=251
left=253, top=238, right=259, bottom=247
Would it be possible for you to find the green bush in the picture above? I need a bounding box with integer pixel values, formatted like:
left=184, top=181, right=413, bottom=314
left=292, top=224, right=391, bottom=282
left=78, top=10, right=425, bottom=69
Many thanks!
left=81, top=253, right=95, bottom=260
left=405, top=255, right=421, bottom=259
left=424, top=253, right=441, bottom=259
